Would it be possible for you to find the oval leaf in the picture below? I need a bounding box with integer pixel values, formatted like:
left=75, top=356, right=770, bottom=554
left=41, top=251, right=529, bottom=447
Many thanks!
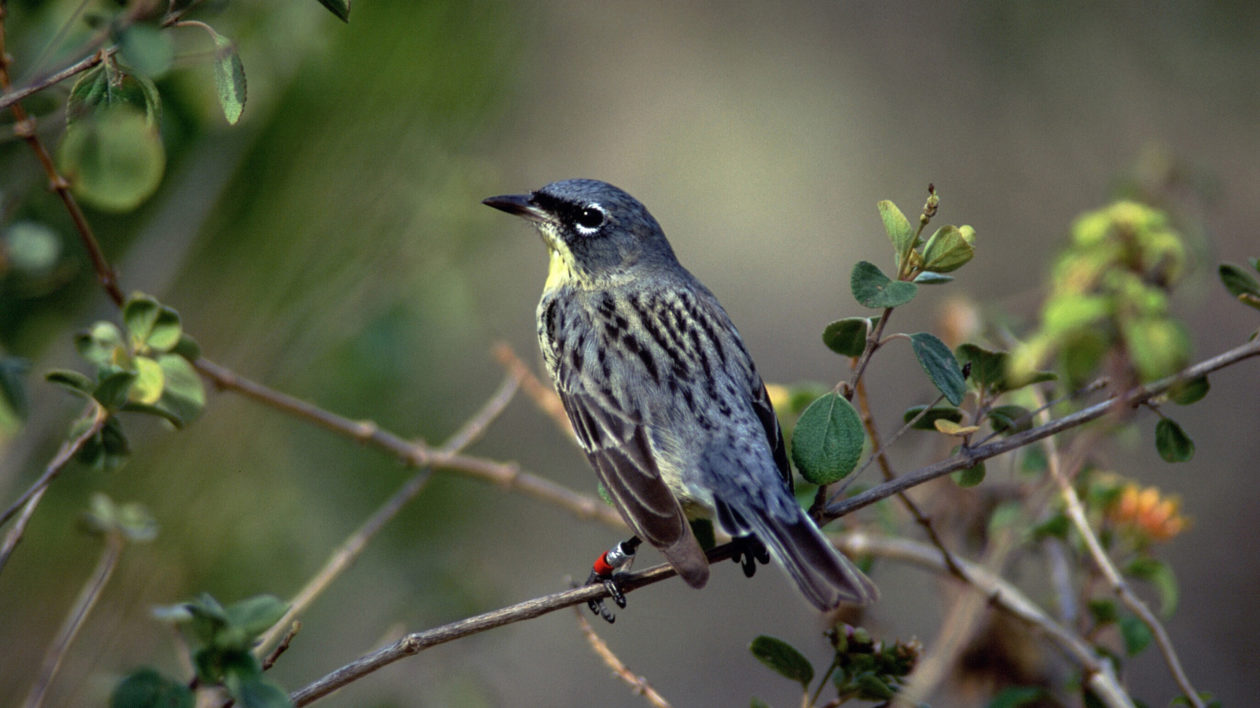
left=58, top=105, right=165, bottom=212
left=910, top=332, right=965, bottom=405
left=952, top=460, right=986, bottom=487
left=1154, top=418, right=1194, bottom=463
left=913, top=271, right=953, bottom=284
left=130, top=355, right=165, bottom=405
left=877, top=200, right=915, bottom=265
left=110, top=668, right=194, bottom=708
left=921, top=225, right=975, bottom=273
left=749, top=635, right=814, bottom=687
left=851, top=261, right=917, bottom=309
left=1168, top=375, right=1209, bottom=406
left=987, top=405, right=1032, bottom=435
left=212, top=32, right=247, bottom=125
left=1219, top=263, right=1260, bottom=306
left=821, top=318, right=870, bottom=357
left=316, top=0, right=352, bottom=22
left=790, top=393, right=865, bottom=485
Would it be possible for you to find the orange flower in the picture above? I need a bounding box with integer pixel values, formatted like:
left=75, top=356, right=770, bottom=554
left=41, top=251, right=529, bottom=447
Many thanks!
left=1108, top=483, right=1188, bottom=542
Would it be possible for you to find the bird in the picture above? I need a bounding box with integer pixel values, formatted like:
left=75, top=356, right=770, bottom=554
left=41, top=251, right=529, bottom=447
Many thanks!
left=483, top=179, right=878, bottom=615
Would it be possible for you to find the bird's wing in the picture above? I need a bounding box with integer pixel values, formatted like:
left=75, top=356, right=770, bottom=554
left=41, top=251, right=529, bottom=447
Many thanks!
left=558, top=388, right=709, bottom=588
left=748, top=373, right=793, bottom=491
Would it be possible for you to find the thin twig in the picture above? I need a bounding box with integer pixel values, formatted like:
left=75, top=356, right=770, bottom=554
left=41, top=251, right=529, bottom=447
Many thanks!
left=0, top=405, right=106, bottom=572
left=23, top=532, right=125, bottom=708
left=1032, top=390, right=1204, bottom=707
left=843, top=308, right=894, bottom=398
left=574, top=606, right=672, bottom=708
left=823, top=337, right=1260, bottom=523
left=262, top=622, right=301, bottom=671
left=193, top=357, right=622, bottom=530
left=253, top=374, right=522, bottom=658
left=839, top=532, right=1134, bottom=708
left=288, top=543, right=741, bottom=706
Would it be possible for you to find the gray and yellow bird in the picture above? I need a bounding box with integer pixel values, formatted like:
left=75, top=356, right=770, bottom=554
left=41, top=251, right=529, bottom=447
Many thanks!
left=484, top=179, right=878, bottom=614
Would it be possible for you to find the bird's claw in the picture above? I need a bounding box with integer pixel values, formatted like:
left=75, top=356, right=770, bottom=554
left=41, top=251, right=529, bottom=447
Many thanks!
left=586, top=569, right=629, bottom=623
left=732, top=536, right=771, bottom=578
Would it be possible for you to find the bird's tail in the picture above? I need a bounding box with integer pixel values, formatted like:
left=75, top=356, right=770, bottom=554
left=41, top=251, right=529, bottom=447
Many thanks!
left=720, top=500, right=878, bottom=609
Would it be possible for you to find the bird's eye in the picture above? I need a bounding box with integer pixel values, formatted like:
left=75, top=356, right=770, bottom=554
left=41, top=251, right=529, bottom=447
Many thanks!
left=575, top=206, right=606, bottom=230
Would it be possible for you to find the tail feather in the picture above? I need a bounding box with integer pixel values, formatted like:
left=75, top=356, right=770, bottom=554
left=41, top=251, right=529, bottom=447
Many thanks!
left=722, top=500, right=878, bottom=609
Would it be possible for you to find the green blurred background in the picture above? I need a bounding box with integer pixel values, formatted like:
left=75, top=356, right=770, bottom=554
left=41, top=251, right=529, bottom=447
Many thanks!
left=2, top=1, right=1258, bottom=705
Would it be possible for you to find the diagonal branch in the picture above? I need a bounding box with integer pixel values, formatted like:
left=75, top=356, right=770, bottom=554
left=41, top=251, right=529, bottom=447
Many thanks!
left=288, top=543, right=740, bottom=706
left=823, top=337, right=1260, bottom=523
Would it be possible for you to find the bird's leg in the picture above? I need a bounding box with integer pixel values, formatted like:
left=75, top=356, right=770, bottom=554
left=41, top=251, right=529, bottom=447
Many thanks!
left=586, top=536, right=641, bottom=623
left=731, top=535, right=771, bottom=578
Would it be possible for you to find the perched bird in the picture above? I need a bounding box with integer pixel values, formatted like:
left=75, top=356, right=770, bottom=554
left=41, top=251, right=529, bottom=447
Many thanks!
left=484, top=179, right=878, bottom=614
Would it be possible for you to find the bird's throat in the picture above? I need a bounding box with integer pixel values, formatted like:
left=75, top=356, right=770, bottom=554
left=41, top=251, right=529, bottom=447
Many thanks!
left=544, top=246, right=576, bottom=291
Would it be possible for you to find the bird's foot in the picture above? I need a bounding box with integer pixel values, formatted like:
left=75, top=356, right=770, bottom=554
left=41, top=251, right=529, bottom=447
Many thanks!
left=586, top=537, right=641, bottom=623
left=731, top=535, right=770, bottom=578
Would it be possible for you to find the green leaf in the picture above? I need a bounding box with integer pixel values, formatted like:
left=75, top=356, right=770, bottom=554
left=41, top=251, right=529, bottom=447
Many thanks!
left=1154, top=418, right=1194, bottom=463
left=1126, top=557, right=1179, bottom=617
left=855, top=673, right=895, bottom=700
left=172, top=333, right=202, bottom=361
left=225, top=595, right=289, bottom=638
left=74, top=415, right=130, bottom=471
left=227, top=674, right=293, bottom=708
left=790, top=393, right=865, bottom=485
left=1168, top=376, right=1209, bottom=406
left=850, top=261, right=917, bottom=309
left=821, top=318, right=870, bottom=357
left=955, top=343, right=1005, bottom=391
left=1122, top=317, right=1190, bottom=382
left=82, top=492, right=157, bottom=542
left=211, top=31, right=247, bottom=124
left=1118, top=614, right=1153, bottom=655
left=0, top=357, right=30, bottom=418
left=129, top=356, right=165, bottom=404
left=921, top=224, right=975, bottom=273
left=94, top=368, right=138, bottom=410
left=1030, top=513, right=1069, bottom=541
left=749, top=699, right=771, bottom=708
left=124, top=293, right=183, bottom=351
left=1219, top=263, right=1260, bottom=310
left=57, top=105, right=165, bottom=212
left=902, top=404, right=963, bottom=430
left=315, top=0, right=352, bottom=22
left=110, top=668, right=194, bottom=708
left=749, top=635, right=814, bottom=687
left=46, top=369, right=95, bottom=396
left=3, top=220, right=63, bottom=273
left=951, top=460, right=986, bottom=487
left=76, top=321, right=126, bottom=366
left=986, top=686, right=1047, bottom=708
left=987, top=405, right=1032, bottom=435
left=690, top=518, right=716, bottom=551
left=913, top=271, right=953, bottom=284
left=117, top=23, right=174, bottom=78
left=1087, top=598, right=1119, bottom=625
left=877, top=200, right=915, bottom=267
left=910, top=332, right=965, bottom=406
left=68, top=62, right=162, bottom=129
left=152, top=354, right=206, bottom=426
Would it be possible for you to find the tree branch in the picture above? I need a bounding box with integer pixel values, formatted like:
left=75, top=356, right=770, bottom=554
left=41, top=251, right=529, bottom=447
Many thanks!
left=840, top=532, right=1134, bottom=708
left=574, top=606, right=672, bottom=708
left=823, top=337, right=1260, bottom=523
left=288, top=544, right=739, bottom=705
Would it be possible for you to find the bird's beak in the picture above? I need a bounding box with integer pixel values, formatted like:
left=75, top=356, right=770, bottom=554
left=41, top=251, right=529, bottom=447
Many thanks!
left=482, top=193, right=550, bottom=224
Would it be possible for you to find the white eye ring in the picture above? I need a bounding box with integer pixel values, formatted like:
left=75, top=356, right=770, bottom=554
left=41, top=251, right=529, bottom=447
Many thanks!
left=574, top=203, right=607, bottom=234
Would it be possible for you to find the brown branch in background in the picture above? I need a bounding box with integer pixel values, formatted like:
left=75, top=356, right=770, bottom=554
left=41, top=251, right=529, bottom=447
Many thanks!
left=492, top=341, right=574, bottom=437
left=22, top=531, right=125, bottom=708
left=574, top=606, right=672, bottom=708
left=253, top=374, right=522, bottom=658
left=1031, top=391, right=1204, bottom=708
left=840, top=532, right=1134, bottom=708
left=193, top=357, right=622, bottom=530
left=288, top=543, right=740, bottom=706
left=824, top=336, right=1260, bottom=523
left=0, top=404, right=107, bottom=573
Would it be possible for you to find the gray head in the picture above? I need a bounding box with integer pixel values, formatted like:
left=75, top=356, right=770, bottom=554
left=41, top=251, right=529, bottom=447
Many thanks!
left=483, top=179, right=680, bottom=287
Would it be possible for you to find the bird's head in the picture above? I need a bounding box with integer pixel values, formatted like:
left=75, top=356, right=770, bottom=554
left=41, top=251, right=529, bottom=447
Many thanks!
left=483, top=179, right=679, bottom=290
